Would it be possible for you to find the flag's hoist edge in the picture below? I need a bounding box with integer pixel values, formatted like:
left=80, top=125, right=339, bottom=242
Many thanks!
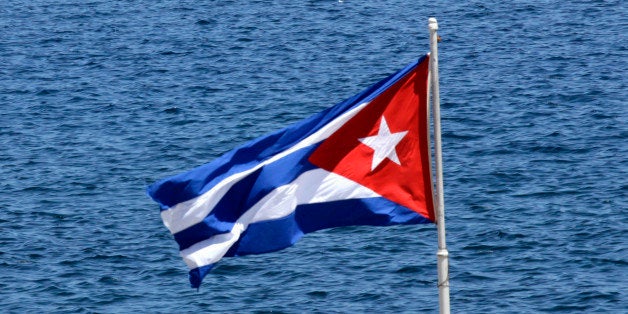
left=148, top=54, right=433, bottom=288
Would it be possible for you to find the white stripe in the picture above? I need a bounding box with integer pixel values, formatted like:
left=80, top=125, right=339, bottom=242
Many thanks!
left=180, top=168, right=380, bottom=269
left=161, top=102, right=370, bottom=234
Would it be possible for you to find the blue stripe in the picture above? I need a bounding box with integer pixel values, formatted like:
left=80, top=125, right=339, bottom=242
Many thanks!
left=147, top=58, right=423, bottom=210
left=187, top=197, right=430, bottom=288
left=189, top=264, right=214, bottom=289
left=234, top=197, right=430, bottom=256
left=173, top=145, right=318, bottom=251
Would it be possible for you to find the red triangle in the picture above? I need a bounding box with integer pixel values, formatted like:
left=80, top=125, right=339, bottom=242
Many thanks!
left=308, top=58, right=435, bottom=221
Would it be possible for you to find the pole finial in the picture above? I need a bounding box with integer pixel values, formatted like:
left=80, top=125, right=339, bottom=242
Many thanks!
left=428, top=17, right=438, bottom=31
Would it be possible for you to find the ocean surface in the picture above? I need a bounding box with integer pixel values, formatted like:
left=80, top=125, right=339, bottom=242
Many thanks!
left=1, top=0, right=626, bottom=312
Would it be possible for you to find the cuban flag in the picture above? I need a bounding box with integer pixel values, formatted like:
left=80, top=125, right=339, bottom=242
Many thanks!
left=148, top=54, right=435, bottom=288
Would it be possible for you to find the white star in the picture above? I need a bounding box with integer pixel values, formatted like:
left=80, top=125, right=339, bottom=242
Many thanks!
left=359, top=116, right=408, bottom=171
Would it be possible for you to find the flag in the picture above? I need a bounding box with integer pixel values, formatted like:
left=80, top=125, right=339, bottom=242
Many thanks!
left=148, top=54, right=434, bottom=288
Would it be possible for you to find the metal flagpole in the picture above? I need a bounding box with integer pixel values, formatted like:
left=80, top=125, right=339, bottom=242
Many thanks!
left=428, top=17, right=451, bottom=314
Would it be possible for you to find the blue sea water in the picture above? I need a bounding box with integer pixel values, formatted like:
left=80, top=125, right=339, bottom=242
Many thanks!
left=0, top=0, right=626, bottom=312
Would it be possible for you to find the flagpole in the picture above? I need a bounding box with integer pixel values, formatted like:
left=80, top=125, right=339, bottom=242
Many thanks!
left=428, top=17, right=450, bottom=314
